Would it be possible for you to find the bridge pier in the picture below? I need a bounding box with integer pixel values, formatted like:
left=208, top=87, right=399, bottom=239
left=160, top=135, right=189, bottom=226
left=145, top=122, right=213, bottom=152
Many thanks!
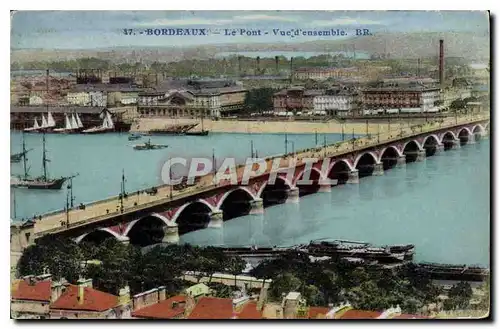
left=118, top=236, right=130, bottom=245
left=249, top=198, right=264, bottom=215
left=162, top=225, right=179, bottom=244
left=373, top=162, right=384, bottom=176
left=397, top=155, right=406, bottom=167
left=417, top=150, right=426, bottom=162
left=285, top=187, right=300, bottom=204
left=347, top=169, right=359, bottom=184
left=435, top=144, right=445, bottom=154
left=207, top=210, right=223, bottom=228
left=318, top=184, right=331, bottom=193
left=467, top=135, right=476, bottom=145
left=451, top=140, right=461, bottom=149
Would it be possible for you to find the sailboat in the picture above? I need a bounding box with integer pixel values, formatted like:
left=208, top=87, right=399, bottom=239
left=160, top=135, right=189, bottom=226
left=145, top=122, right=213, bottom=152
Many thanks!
left=76, top=113, right=84, bottom=129
left=11, top=133, right=71, bottom=190
left=185, top=112, right=209, bottom=136
left=53, top=114, right=74, bottom=133
left=11, top=133, right=33, bottom=163
left=24, top=117, right=41, bottom=133
left=81, top=110, right=115, bottom=134
left=47, top=112, right=56, bottom=128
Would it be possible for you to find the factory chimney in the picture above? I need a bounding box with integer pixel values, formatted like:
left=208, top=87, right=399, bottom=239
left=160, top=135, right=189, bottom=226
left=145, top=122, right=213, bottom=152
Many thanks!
left=275, top=56, right=279, bottom=74
left=290, top=57, right=294, bottom=83
left=439, top=39, right=445, bottom=86
left=256, top=56, right=260, bottom=75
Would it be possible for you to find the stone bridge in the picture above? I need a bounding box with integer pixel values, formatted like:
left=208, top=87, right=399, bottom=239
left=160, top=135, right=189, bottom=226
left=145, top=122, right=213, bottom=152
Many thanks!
left=32, top=116, right=489, bottom=247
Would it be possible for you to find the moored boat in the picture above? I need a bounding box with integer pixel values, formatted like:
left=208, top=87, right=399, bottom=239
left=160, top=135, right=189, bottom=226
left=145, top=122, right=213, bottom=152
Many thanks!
left=10, top=132, right=73, bottom=190
left=81, top=110, right=115, bottom=134
left=133, top=139, right=168, bottom=150
left=128, top=133, right=142, bottom=141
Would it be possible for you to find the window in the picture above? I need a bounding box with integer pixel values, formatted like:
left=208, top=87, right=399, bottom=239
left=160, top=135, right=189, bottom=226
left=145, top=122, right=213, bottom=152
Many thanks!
left=25, top=232, right=31, bottom=243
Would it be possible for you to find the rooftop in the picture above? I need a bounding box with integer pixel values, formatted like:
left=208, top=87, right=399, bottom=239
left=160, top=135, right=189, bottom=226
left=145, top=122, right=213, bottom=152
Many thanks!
left=11, top=279, right=52, bottom=302
left=11, top=106, right=105, bottom=114
left=188, top=297, right=234, bottom=319
left=131, top=295, right=186, bottom=319
left=339, top=309, right=382, bottom=319
left=50, top=285, right=118, bottom=312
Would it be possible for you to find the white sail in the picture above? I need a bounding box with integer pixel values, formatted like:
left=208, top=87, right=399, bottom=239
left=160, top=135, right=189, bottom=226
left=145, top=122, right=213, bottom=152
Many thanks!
left=41, top=114, right=48, bottom=128
left=106, top=112, right=114, bottom=129
left=102, top=115, right=110, bottom=129
left=70, top=114, right=79, bottom=129
left=33, top=118, right=40, bottom=129
left=76, top=113, right=83, bottom=128
left=64, top=114, right=72, bottom=129
left=47, top=112, right=56, bottom=127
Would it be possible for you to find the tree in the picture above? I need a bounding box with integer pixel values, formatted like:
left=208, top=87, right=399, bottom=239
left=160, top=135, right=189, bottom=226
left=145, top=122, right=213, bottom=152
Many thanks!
left=17, top=235, right=82, bottom=283
left=268, top=273, right=302, bottom=301
left=444, top=282, right=473, bottom=311
left=243, top=88, right=276, bottom=114
left=226, top=256, right=246, bottom=288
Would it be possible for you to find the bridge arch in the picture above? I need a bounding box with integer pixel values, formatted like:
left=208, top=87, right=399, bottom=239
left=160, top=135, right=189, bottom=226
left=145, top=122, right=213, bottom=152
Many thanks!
left=402, top=140, right=422, bottom=163
left=458, top=127, right=473, bottom=146
left=218, top=187, right=257, bottom=221
left=327, top=159, right=353, bottom=185
left=294, top=166, right=326, bottom=197
left=216, top=187, right=257, bottom=209
left=377, top=145, right=402, bottom=162
left=123, top=212, right=172, bottom=237
left=353, top=151, right=379, bottom=169
left=75, top=227, right=122, bottom=244
left=440, top=130, right=457, bottom=143
left=422, top=134, right=440, bottom=157
left=379, top=146, right=401, bottom=170
left=472, top=124, right=485, bottom=134
left=258, top=176, right=292, bottom=207
left=354, top=152, right=378, bottom=178
left=402, top=139, right=423, bottom=152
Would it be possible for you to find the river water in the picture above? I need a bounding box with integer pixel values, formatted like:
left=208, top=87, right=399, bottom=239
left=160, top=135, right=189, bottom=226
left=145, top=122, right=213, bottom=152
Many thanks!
left=10, top=132, right=490, bottom=266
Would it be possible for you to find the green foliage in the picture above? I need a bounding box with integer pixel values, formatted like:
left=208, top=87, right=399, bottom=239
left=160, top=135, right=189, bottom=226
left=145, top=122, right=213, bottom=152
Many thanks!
left=226, top=256, right=246, bottom=287
left=17, top=235, right=82, bottom=283
left=243, top=88, right=276, bottom=113
left=444, top=282, right=473, bottom=311
left=251, top=253, right=443, bottom=314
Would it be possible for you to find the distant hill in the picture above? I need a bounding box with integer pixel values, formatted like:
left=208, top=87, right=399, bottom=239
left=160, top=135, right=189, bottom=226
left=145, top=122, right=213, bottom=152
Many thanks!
left=11, top=31, right=489, bottom=64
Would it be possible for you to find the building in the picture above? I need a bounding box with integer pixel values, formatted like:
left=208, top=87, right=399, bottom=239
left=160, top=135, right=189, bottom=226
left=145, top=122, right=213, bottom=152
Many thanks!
left=11, top=275, right=53, bottom=319
left=294, top=67, right=359, bottom=81
left=66, top=92, right=91, bottom=106
left=49, top=278, right=131, bottom=319
left=361, top=83, right=441, bottom=114
left=137, top=79, right=247, bottom=118
left=273, top=86, right=358, bottom=116
left=29, top=95, right=44, bottom=105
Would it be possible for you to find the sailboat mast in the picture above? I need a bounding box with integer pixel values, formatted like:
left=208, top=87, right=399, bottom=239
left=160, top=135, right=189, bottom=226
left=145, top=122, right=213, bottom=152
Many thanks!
left=22, top=133, right=28, bottom=180
left=42, top=132, right=48, bottom=180
left=13, top=190, right=17, bottom=219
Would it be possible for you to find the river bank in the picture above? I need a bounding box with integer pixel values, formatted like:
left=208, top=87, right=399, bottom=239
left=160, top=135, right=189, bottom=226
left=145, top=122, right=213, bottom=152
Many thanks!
left=133, top=117, right=432, bottom=135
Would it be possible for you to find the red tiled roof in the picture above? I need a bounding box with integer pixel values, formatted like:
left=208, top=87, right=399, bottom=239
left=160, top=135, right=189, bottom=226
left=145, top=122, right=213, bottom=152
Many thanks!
left=132, top=296, right=186, bottom=319
left=308, top=307, right=330, bottom=319
left=340, top=309, right=382, bottom=319
left=236, top=302, right=262, bottom=319
left=394, top=314, right=429, bottom=319
left=50, top=285, right=118, bottom=312
left=188, top=297, right=234, bottom=319
left=11, top=279, right=51, bottom=302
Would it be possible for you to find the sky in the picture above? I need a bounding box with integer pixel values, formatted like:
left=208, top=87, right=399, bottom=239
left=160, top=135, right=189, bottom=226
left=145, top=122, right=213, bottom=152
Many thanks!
left=10, top=11, right=490, bottom=49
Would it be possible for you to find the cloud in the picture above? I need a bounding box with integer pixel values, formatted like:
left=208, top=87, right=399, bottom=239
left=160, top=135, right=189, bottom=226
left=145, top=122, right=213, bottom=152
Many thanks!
left=135, top=18, right=233, bottom=26
left=135, top=14, right=298, bottom=26
left=233, top=14, right=297, bottom=22
left=311, top=17, right=384, bottom=26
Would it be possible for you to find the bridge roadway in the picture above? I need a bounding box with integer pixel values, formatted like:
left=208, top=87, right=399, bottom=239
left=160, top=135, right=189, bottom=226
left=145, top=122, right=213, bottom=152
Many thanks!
left=32, top=114, right=489, bottom=238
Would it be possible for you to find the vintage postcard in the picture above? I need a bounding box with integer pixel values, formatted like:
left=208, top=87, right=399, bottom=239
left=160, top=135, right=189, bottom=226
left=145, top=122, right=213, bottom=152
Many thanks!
left=10, top=10, right=490, bottom=320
